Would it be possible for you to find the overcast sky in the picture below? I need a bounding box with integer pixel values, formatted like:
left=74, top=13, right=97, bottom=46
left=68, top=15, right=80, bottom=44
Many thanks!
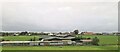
left=0, top=0, right=119, bottom=32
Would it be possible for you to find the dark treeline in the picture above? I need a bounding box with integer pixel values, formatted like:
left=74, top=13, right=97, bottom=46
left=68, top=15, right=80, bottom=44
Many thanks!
left=1, top=31, right=49, bottom=36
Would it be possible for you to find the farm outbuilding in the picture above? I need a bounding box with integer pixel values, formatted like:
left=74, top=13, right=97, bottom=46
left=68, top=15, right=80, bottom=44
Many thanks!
left=1, top=41, right=30, bottom=46
left=1, top=41, right=75, bottom=46
left=0, top=35, right=93, bottom=46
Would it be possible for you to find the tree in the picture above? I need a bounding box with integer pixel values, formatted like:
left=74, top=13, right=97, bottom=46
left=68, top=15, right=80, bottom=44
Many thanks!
left=33, top=37, right=36, bottom=41
left=74, top=30, right=79, bottom=35
left=59, top=32, right=62, bottom=35
left=92, top=37, right=99, bottom=46
left=81, top=32, right=85, bottom=35
left=19, top=31, right=28, bottom=35
left=71, top=36, right=81, bottom=41
left=2, top=39, right=5, bottom=41
left=39, top=38, right=43, bottom=41
left=30, top=39, right=33, bottom=41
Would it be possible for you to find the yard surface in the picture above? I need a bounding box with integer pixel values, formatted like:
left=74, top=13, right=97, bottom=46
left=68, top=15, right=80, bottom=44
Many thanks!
left=0, top=35, right=119, bottom=50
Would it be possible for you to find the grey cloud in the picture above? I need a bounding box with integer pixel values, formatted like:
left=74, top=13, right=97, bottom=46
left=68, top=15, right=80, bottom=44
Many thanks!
left=1, top=1, right=118, bottom=32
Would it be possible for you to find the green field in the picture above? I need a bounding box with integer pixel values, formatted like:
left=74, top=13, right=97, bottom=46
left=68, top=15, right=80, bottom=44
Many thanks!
left=76, top=35, right=118, bottom=45
left=2, top=46, right=118, bottom=50
left=1, top=35, right=118, bottom=45
left=0, top=36, right=40, bottom=41
left=0, top=35, right=119, bottom=50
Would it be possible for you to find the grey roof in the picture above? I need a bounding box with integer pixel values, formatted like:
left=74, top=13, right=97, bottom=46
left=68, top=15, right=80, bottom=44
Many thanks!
left=44, top=37, right=75, bottom=40
left=56, top=35, right=68, bottom=37
left=1, top=41, right=71, bottom=43
left=40, top=35, right=51, bottom=38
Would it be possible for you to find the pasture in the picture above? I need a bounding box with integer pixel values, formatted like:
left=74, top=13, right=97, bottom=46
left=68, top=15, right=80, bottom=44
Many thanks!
left=0, top=35, right=119, bottom=50
left=1, top=35, right=118, bottom=45
left=0, top=36, right=40, bottom=41
left=76, top=35, right=118, bottom=45
left=2, top=45, right=118, bottom=50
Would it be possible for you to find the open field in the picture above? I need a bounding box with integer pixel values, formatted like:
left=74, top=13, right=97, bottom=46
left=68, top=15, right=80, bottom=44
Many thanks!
left=1, top=35, right=118, bottom=45
left=1, top=35, right=119, bottom=50
left=76, top=35, right=118, bottom=45
left=0, top=36, right=40, bottom=41
left=2, top=45, right=118, bottom=50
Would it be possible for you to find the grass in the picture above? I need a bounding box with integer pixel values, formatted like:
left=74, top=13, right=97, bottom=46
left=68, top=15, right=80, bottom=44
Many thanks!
left=76, top=35, right=118, bottom=45
left=0, top=35, right=119, bottom=50
left=2, top=45, right=118, bottom=50
left=1, top=35, right=118, bottom=45
left=0, top=36, right=40, bottom=41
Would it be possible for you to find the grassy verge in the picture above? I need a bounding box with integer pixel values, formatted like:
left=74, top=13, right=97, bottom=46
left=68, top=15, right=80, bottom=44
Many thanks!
left=2, top=45, right=118, bottom=50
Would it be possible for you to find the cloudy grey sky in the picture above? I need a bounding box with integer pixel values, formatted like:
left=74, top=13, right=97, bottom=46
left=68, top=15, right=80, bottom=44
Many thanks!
left=0, top=0, right=119, bottom=32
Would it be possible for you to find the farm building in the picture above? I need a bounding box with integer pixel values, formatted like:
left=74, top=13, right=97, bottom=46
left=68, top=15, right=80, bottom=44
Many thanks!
left=1, top=37, right=93, bottom=46
left=0, top=34, right=93, bottom=46
left=1, top=41, right=31, bottom=46
left=81, top=32, right=95, bottom=35
left=1, top=41, right=75, bottom=46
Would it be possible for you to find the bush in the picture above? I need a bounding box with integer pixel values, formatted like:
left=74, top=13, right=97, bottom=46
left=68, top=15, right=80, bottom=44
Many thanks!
left=91, top=37, right=99, bottom=46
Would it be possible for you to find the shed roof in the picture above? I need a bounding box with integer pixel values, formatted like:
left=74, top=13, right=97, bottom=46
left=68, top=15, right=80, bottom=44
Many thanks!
left=44, top=37, right=75, bottom=40
left=0, top=41, right=68, bottom=43
left=81, top=40, right=92, bottom=42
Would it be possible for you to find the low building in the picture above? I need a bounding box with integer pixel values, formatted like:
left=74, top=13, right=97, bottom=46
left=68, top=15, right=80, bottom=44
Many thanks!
left=81, top=32, right=95, bottom=35
left=112, top=32, right=120, bottom=35
left=1, top=41, right=74, bottom=46
left=81, top=40, right=92, bottom=45
left=1, top=35, right=93, bottom=46
left=1, top=41, right=31, bottom=46
left=48, top=33, right=54, bottom=36
left=102, top=33, right=110, bottom=35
